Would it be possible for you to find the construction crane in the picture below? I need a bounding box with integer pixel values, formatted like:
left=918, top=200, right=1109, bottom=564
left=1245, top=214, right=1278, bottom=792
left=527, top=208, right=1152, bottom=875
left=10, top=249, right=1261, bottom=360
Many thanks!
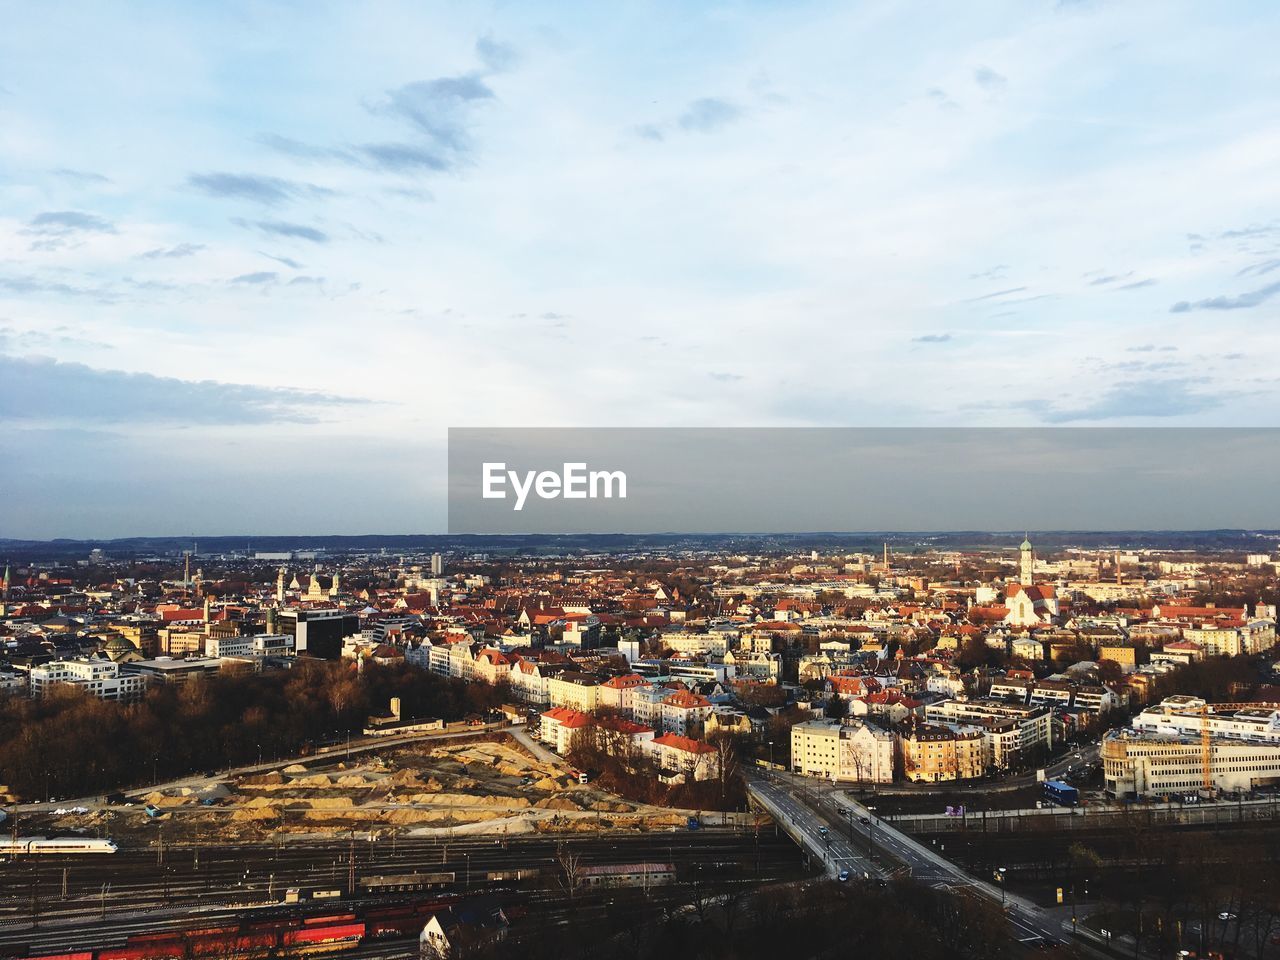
left=1200, top=703, right=1213, bottom=794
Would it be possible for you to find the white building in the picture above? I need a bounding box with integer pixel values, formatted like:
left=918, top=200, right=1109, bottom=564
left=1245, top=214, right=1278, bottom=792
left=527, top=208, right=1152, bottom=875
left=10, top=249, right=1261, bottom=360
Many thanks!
left=29, top=658, right=147, bottom=702
left=790, top=718, right=895, bottom=784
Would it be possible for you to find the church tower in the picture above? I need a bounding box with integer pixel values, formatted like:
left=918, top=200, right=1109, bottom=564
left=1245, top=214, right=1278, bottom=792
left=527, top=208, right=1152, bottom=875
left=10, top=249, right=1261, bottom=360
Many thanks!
left=1019, top=536, right=1034, bottom=584
left=276, top=567, right=286, bottom=604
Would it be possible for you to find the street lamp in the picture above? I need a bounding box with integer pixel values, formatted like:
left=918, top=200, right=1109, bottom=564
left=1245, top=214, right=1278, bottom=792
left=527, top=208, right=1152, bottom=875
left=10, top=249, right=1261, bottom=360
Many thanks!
left=866, top=805, right=877, bottom=861
left=998, top=866, right=1007, bottom=906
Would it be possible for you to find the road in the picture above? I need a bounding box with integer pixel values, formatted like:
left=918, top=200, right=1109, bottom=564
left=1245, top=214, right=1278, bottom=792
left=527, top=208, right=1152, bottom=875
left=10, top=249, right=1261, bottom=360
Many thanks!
left=746, top=773, right=880, bottom=881
left=747, top=769, right=1119, bottom=956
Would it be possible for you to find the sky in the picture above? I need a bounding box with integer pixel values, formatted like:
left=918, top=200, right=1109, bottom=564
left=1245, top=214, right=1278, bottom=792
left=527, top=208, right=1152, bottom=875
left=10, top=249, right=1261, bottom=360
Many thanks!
left=2, top=1, right=1280, bottom=538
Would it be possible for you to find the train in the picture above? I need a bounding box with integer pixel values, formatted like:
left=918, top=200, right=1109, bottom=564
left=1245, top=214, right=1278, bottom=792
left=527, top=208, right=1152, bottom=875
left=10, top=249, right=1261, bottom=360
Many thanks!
left=357, top=871, right=455, bottom=893
left=0, top=838, right=118, bottom=855
left=16, top=915, right=363, bottom=960
left=11, top=896, right=469, bottom=960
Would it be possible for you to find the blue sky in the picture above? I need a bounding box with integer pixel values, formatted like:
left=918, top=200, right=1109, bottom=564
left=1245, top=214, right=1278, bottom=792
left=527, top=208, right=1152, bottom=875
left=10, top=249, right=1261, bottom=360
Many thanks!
left=2, top=1, right=1280, bottom=537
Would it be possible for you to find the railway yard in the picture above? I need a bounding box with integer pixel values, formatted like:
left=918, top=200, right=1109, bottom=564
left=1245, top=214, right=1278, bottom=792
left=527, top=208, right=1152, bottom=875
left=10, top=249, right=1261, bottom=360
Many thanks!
left=0, top=730, right=799, bottom=958
left=0, top=830, right=808, bottom=957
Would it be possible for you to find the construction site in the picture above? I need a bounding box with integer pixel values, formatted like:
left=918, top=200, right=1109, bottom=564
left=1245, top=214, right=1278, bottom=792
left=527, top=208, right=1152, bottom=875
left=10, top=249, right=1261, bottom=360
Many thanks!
left=28, top=732, right=700, bottom=846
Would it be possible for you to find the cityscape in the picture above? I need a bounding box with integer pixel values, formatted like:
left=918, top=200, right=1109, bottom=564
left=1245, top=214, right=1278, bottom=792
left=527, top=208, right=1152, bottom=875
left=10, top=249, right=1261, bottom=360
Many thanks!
left=5, top=1, right=1280, bottom=958
left=1, top=533, right=1280, bottom=957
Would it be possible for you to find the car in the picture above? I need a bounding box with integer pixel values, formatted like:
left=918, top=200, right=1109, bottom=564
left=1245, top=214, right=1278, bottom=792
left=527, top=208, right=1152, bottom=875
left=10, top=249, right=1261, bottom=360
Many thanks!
left=818, top=826, right=828, bottom=836
left=1219, top=911, right=1238, bottom=922
left=859, top=816, right=870, bottom=825
left=837, top=869, right=850, bottom=882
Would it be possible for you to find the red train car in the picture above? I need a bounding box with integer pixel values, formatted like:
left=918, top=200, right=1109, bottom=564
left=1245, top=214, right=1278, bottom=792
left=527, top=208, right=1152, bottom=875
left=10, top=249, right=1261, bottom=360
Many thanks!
left=281, top=922, right=365, bottom=951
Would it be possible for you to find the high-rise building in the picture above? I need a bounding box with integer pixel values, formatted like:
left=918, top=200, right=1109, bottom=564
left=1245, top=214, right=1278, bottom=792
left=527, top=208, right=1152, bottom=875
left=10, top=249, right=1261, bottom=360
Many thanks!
left=277, top=609, right=359, bottom=660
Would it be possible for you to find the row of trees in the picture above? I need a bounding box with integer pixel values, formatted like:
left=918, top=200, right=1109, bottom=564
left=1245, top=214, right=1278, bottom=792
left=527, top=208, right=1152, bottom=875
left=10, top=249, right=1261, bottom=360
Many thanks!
left=0, top=661, right=504, bottom=799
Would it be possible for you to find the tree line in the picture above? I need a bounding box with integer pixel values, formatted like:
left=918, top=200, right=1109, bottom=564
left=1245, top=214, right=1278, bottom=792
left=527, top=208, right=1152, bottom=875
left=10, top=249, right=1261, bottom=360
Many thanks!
left=0, top=661, right=505, bottom=800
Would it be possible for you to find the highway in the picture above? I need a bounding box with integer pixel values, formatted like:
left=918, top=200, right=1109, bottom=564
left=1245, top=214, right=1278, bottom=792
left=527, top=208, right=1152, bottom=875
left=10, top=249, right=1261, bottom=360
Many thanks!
left=746, top=769, right=1117, bottom=956
left=746, top=774, right=880, bottom=880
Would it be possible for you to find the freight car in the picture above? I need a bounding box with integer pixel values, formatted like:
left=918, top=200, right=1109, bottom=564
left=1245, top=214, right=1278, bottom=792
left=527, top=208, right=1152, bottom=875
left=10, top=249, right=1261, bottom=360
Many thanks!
left=18, top=917, right=364, bottom=960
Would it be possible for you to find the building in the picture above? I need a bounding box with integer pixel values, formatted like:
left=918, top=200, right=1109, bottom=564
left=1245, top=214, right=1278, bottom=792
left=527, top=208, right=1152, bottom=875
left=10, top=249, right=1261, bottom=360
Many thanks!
left=419, top=899, right=508, bottom=960
left=29, top=658, right=147, bottom=702
left=898, top=719, right=985, bottom=783
left=646, top=733, right=718, bottom=782
left=1133, top=696, right=1280, bottom=745
left=547, top=672, right=601, bottom=712
left=539, top=706, right=590, bottom=754
left=277, top=609, right=360, bottom=660
left=925, top=698, right=1053, bottom=770
left=1098, top=642, right=1138, bottom=673
left=790, top=718, right=895, bottom=783
left=659, top=688, right=714, bottom=736
left=597, top=673, right=648, bottom=713
left=206, top=633, right=294, bottom=659
left=1103, top=728, right=1280, bottom=799
left=660, top=632, right=729, bottom=657
left=122, top=656, right=223, bottom=686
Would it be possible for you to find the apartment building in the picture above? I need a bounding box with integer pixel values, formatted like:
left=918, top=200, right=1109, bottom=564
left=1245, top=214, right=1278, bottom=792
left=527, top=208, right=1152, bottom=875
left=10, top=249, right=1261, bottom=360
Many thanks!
left=790, top=718, right=895, bottom=784
left=648, top=734, right=719, bottom=783
left=29, top=658, right=147, bottom=702
left=597, top=673, right=648, bottom=713
left=925, top=698, right=1053, bottom=769
left=659, top=688, right=714, bottom=736
left=898, top=720, right=985, bottom=783
left=547, top=672, right=602, bottom=712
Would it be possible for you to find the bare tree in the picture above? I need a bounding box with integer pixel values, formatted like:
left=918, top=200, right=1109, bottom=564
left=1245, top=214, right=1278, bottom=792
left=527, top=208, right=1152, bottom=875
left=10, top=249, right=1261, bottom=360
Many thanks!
left=556, top=842, right=583, bottom=900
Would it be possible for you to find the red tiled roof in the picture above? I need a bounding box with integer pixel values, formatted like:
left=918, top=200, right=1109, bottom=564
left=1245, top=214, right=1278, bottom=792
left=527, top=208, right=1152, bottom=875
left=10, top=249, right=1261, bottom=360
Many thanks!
left=662, top=690, right=711, bottom=709
left=651, top=733, right=715, bottom=754
left=541, top=707, right=590, bottom=729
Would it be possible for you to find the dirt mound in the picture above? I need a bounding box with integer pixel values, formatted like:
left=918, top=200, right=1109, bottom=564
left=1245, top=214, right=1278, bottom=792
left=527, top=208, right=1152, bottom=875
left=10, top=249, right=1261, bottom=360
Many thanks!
left=535, top=796, right=580, bottom=811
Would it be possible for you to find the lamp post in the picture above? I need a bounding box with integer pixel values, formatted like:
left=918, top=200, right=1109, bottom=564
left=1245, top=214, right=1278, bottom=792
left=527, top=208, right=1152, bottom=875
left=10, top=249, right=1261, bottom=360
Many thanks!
left=866, top=805, right=877, bottom=861
left=998, top=866, right=1007, bottom=906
